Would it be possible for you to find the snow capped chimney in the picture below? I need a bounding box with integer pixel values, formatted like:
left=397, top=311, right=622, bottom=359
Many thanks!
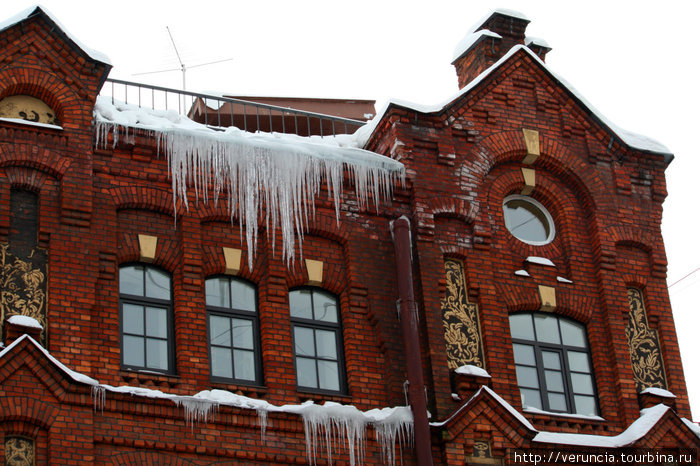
left=452, top=9, right=551, bottom=89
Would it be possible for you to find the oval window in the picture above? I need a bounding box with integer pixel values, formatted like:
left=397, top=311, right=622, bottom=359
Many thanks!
left=502, top=195, right=555, bottom=245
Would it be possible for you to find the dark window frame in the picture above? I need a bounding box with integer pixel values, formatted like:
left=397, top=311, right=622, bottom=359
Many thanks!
left=119, top=263, right=175, bottom=374
left=510, top=312, right=599, bottom=416
left=289, top=287, right=347, bottom=395
left=205, top=275, right=263, bottom=386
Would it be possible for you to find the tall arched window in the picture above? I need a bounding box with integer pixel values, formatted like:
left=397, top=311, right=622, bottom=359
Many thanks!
left=206, top=276, right=261, bottom=384
left=289, top=288, right=345, bottom=393
left=119, top=264, right=173, bottom=373
left=509, top=312, right=598, bottom=416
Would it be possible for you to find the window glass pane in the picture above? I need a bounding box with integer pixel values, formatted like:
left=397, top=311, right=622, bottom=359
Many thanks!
left=146, top=307, right=168, bottom=338
left=560, top=320, right=586, bottom=348
left=542, top=351, right=561, bottom=370
left=548, top=393, right=567, bottom=412
left=296, top=357, right=318, bottom=388
left=146, top=339, right=168, bottom=370
left=503, top=198, right=551, bottom=243
left=534, top=314, right=560, bottom=344
left=230, top=280, right=256, bottom=312
left=294, top=326, right=315, bottom=357
left=574, top=395, right=597, bottom=416
left=512, top=344, right=536, bottom=366
left=123, top=304, right=144, bottom=335
left=545, top=370, right=564, bottom=392
left=211, top=346, right=233, bottom=378
left=206, top=277, right=229, bottom=308
left=318, top=360, right=340, bottom=391
left=145, top=268, right=170, bottom=300
left=233, top=349, right=256, bottom=381
left=509, top=314, right=535, bottom=340
left=567, top=351, right=591, bottom=373
left=315, top=329, right=338, bottom=359
left=571, top=373, right=595, bottom=395
left=313, top=292, right=338, bottom=323
left=516, top=366, right=540, bottom=389
left=123, top=335, right=144, bottom=367
left=120, top=266, right=143, bottom=296
left=231, top=318, right=254, bottom=350
left=520, top=388, right=542, bottom=409
left=290, top=290, right=313, bottom=319
left=210, top=315, right=232, bottom=346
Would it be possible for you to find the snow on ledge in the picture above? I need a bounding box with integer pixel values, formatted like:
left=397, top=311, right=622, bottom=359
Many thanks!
left=524, top=406, right=604, bottom=421
left=533, top=404, right=670, bottom=448
left=557, top=276, right=573, bottom=284
left=640, top=387, right=676, bottom=398
left=526, top=256, right=556, bottom=267
left=682, top=418, right=700, bottom=439
left=94, top=96, right=405, bottom=268
left=0, top=117, right=63, bottom=130
left=7, top=315, right=43, bottom=330
left=455, top=364, right=491, bottom=378
left=515, top=269, right=531, bottom=277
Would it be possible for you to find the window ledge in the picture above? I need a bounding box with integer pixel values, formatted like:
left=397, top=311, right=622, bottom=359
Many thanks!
left=120, top=370, right=179, bottom=388
left=296, top=389, right=352, bottom=404
left=210, top=382, right=268, bottom=398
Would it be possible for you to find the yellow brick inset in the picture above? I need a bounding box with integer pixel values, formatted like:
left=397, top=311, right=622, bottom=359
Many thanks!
left=522, top=128, right=540, bottom=164
left=305, top=259, right=324, bottom=286
left=538, top=285, right=556, bottom=312
left=138, top=234, right=158, bottom=262
left=521, top=167, right=536, bottom=196
left=223, top=247, right=242, bottom=275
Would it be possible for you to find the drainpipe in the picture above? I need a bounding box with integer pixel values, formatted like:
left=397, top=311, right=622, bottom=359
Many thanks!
left=391, top=216, right=433, bottom=466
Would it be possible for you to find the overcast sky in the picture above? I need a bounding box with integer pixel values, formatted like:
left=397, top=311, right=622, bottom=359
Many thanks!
left=3, top=0, right=698, bottom=420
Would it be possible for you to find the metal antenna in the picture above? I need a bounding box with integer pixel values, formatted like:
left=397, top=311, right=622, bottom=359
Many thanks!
left=166, top=26, right=186, bottom=91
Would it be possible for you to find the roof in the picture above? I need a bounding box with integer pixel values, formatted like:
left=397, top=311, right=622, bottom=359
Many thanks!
left=0, top=5, right=111, bottom=65
left=364, top=45, right=672, bottom=161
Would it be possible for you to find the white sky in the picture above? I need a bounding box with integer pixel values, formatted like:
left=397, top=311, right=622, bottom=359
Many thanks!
left=3, top=0, right=698, bottom=421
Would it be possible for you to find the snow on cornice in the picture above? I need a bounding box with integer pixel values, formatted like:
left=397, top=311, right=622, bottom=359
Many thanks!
left=452, top=29, right=502, bottom=63
left=363, top=45, right=672, bottom=160
left=94, top=96, right=405, bottom=268
left=533, top=404, right=670, bottom=447
left=7, top=315, right=43, bottom=330
left=525, top=36, right=551, bottom=49
left=640, top=387, right=676, bottom=398
left=465, top=8, right=530, bottom=36
left=682, top=418, right=700, bottom=439
left=455, top=364, right=491, bottom=378
left=0, top=5, right=111, bottom=65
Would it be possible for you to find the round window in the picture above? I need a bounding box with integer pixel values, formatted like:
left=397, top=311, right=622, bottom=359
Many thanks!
left=502, top=195, right=555, bottom=245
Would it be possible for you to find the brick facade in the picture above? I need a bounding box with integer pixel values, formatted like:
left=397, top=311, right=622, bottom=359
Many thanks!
left=0, top=6, right=697, bottom=465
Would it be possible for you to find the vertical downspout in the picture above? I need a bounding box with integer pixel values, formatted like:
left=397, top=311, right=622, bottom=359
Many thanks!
left=391, top=216, right=434, bottom=466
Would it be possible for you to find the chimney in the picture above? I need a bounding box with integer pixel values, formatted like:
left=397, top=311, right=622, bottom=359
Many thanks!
left=452, top=9, right=551, bottom=89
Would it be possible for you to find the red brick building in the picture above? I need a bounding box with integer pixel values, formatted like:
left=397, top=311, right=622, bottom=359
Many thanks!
left=0, top=6, right=698, bottom=465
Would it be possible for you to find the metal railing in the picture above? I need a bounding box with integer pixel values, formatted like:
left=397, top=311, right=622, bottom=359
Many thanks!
left=100, top=78, right=366, bottom=137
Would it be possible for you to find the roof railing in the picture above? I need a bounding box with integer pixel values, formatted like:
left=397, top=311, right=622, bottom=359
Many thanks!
left=100, top=78, right=366, bottom=137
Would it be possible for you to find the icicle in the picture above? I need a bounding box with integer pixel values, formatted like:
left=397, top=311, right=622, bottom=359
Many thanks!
left=174, top=397, right=218, bottom=426
left=91, top=385, right=106, bottom=413
left=298, top=402, right=368, bottom=466
left=373, top=408, right=414, bottom=466
left=257, top=407, right=269, bottom=442
left=93, top=109, right=404, bottom=270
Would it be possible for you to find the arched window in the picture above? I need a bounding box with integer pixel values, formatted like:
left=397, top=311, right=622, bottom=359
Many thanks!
left=205, top=276, right=261, bottom=384
left=289, top=288, right=345, bottom=393
left=502, top=195, right=555, bottom=245
left=119, top=264, right=173, bottom=373
left=509, top=312, right=598, bottom=416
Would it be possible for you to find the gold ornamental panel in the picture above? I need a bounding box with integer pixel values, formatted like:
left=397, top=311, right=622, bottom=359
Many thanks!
left=441, top=259, right=485, bottom=370
left=4, top=437, right=35, bottom=466
left=625, top=288, right=668, bottom=391
left=0, top=95, right=58, bottom=125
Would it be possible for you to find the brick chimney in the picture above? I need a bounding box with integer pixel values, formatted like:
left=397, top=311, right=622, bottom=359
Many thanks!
left=452, top=9, right=551, bottom=89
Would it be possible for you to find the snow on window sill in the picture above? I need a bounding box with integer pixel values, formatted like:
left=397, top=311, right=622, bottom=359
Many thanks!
left=0, top=117, right=63, bottom=130
left=120, top=369, right=180, bottom=388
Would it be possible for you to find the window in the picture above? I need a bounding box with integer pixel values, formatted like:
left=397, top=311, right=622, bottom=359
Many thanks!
left=289, top=288, right=345, bottom=393
left=119, top=264, right=173, bottom=372
left=502, top=195, right=555, bottom=245
left=509, top=312, right=598, bottom=416
left=206, top=276, right=261, bottom=384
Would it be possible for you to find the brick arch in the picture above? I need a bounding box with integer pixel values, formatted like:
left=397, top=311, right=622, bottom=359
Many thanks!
left=106, top=451, right=195, bottom=465
left=305, top=210, right=351, bottom=245
left=0, top=396, right=57, bottom=430
left=0, top=72, right=80, bottom=125
left=115, top=231, right=179, bottom=274
left=0, top=145, right=70, bottom=181
left=430, top=197, right=478, bottom=224
left=109, top=185, right=180, bottom=217
left=609, top=226, right=654, bottom=253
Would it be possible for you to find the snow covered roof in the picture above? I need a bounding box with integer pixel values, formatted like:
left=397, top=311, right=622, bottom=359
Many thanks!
left=0, top=5, right=111, bottom=65
left=465, top=8, right=530, bottom=36
left=365, top=45, right=672, bottom=160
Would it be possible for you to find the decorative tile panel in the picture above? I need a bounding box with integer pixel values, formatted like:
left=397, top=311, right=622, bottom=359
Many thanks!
left=626, top=288, right=668, bottom=391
